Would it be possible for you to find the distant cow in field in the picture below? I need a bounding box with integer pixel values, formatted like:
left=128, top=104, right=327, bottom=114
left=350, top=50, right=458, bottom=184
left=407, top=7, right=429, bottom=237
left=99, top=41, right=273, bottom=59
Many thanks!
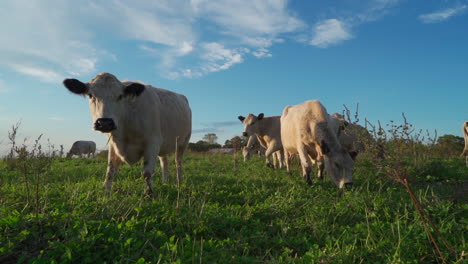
left=281, top=100, right=354, bottom=188
left=242, top=135, right=281, bottom=167
left=461, top=121, right=468, bottom=167
left=66, top=140, right=96, bottom=158
left=238, top=114, right=284, bottom=169
left=63, top=72, right=192, bottom=194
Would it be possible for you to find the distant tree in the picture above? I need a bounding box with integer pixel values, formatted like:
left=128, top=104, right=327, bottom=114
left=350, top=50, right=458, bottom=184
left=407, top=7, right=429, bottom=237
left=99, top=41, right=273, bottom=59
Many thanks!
left=188, top=140, right=221, bottom=152
left=433, top=134, right=464, bottom=157
left=203, top=133, right=218, bottom=144
left=223, top=136, right=247, bottom=150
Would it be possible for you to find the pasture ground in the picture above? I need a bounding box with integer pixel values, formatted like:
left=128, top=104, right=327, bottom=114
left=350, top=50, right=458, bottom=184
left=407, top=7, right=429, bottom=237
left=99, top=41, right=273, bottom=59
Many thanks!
left=0, top=153, right=467, bottom=263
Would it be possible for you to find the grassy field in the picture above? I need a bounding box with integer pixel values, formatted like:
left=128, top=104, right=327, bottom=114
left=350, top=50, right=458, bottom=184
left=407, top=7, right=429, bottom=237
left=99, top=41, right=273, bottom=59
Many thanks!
left=0, top=153, right=467, bottom=263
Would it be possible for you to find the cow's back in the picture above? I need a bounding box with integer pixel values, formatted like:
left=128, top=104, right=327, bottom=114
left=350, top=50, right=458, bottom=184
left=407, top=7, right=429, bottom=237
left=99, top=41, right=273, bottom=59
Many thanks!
left=281, top=100, right=330, bottom=150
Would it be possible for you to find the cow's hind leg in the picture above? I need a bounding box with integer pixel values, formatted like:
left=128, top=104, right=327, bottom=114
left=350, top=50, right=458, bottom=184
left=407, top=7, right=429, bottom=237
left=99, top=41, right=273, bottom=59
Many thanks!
left=159, top=155, right=169, bottom=183
left=277, top=150, right=285, bottom=169
left=284, top=150, right=292, bottom=174
left=103, top=145, right=121, bottom=190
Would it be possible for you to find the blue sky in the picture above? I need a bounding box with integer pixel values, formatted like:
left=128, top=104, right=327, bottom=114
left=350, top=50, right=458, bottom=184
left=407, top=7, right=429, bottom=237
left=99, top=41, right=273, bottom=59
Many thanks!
left=0, top=0, right=467, bottom=154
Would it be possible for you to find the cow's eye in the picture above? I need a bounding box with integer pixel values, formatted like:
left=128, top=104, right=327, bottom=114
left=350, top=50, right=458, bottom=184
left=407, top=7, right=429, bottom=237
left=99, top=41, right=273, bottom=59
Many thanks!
left=88, top=94, right=93, bottom=99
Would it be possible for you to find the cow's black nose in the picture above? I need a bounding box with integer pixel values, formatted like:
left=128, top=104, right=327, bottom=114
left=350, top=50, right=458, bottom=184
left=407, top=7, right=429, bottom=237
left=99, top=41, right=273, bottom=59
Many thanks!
left=94, top=118, right=116, bottom=132
left=344, top=182, right=354, bottom=187
left=242, top=132, right=248, bottom=137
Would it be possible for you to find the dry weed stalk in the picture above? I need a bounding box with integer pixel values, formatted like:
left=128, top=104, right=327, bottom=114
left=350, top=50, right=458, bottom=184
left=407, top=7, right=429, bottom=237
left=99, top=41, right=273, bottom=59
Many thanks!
left=343, top=105, right=457, bottom=263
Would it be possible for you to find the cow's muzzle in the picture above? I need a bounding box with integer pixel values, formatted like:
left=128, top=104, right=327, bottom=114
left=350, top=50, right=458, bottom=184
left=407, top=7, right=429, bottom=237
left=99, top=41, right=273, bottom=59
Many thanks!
left=344, top=182, right=354, bottom=187
left=94, top=118, right=116, bottom=132
left=242, top=132, right=248, bottom=137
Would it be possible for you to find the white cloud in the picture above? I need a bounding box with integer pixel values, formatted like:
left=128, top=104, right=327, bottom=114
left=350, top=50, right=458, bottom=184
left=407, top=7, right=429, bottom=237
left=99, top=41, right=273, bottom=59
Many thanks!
left=0, top=1, right=101, bottom=82
left=252, top=48, right=272, bottom=58
left=11, top=65, right=63, bottom=83
left=419, top=5, right=467, bottom=24
left=310, top=19, right=353, bottom=48
left=0, top=0, right=405, bottom=80
left=169, top=42, right=248, bottom=78
left=191, top=0, right=304, bottom=37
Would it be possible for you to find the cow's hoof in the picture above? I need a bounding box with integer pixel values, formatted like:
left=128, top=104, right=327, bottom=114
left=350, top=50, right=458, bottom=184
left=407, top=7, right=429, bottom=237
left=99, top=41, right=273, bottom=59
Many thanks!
left=266, top=163, right=274, bottom=169
left=144, top=192, right=154, bottom=199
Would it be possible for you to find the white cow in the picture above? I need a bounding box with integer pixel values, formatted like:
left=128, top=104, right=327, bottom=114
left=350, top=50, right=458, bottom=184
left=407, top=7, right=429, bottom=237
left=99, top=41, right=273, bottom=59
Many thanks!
left=66, top=140, right=96, bottom=158
left=242, top=135, right=281, bottom=167
left=281, top=100, right=354, bottom=188
left=238, top=114, right=284, bottom=169
left=461, top=121, right=468, bottom=167
left=63, top=72, right=192, bottom=194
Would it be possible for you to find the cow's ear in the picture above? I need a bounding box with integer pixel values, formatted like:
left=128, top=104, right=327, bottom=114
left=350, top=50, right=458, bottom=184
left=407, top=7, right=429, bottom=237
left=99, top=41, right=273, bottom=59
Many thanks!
left=238, top=116, right=245, bottom=122
left=320, top=140, right=330, bottom=155
left=257, top=113, right=264, bottom=120
left=63, top=79, right=88, bottom=95
left=349, top=151, right=358, bottom=161
left=124, top=83, right=145, bottom=97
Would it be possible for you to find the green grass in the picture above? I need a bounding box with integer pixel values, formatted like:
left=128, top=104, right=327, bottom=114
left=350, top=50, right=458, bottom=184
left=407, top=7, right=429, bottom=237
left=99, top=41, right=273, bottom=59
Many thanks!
left=0, top=154, right=467, bottom=263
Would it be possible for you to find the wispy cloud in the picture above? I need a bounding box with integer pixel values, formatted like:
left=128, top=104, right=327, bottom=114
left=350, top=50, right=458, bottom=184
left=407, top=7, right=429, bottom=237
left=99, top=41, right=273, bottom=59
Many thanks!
left=0, top=79, right=9, bottom=93
left=304, top=0, right=400, bottom=48
left=192, top=127, right=225, bottom=134
left=201, top=121, right=240, bottom=127
left=310, top=19, right=353, bottom=48
left=193, top=120, right=240, bottom=134
left=48, top=117, right=66, bottom=121
left=11, top=65, right=63, bottom=83
left=0, top=0, right=406, bottom=80
left=169, top=42, right=249, bottom=79
left=419, top=5, right=468, bottom=24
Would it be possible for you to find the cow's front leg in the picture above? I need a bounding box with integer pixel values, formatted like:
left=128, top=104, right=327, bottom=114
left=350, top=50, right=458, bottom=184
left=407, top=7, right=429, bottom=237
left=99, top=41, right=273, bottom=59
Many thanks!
left=159, top=155, right=169, bottom=183
left=316, top=158, right=325, bottom=179
left=264, top=146, right=276, bottom=168
left=142, top=147, right=158, bottom=195
left=297, top=145, right=313, bottom=185
left=103, top=145, right=121, bottom=190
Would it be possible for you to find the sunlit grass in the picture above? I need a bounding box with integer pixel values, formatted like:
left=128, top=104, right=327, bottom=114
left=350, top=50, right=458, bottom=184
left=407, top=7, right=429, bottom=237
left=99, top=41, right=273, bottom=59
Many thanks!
left=0, top=153, right=467, bottom=263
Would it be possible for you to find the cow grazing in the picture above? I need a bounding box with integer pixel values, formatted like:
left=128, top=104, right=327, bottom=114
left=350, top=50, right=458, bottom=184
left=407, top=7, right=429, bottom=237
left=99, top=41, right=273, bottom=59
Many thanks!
left=66, top=140, right=96, bottom=158
left=238, top=114, right=284, bottom=169
left=281, top=100, right=354, bottom=188
left=63, top=73, right=192, bottom=194
left=461, top=121, right=468, bottom=167
left=330, top=113, right=371, bottom=160
left=242, top=135, right=281, bottom=167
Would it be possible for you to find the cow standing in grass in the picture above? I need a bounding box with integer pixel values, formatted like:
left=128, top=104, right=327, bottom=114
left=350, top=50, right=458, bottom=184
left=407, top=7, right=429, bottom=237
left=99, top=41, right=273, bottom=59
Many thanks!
left=461, top=121, right=468, bottom=167
left=238, top=114, right=284, bottom=169
left=281, top=100, right=354, bottom=188
left=66, top=140, right=96, bottom=158
left=242, top=135, right=281, bottom=167
left=63, top=73, right=192, bottom=194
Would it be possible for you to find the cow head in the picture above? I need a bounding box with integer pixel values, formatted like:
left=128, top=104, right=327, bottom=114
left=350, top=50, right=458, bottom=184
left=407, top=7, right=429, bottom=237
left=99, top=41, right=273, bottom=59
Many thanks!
left=242, top=145, right=254, bottom=162
left=63, top=73, right=145, bottom=133
left=320, top=140, right=354, bottom=188
left=238, top=113, right=264, bottom=137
